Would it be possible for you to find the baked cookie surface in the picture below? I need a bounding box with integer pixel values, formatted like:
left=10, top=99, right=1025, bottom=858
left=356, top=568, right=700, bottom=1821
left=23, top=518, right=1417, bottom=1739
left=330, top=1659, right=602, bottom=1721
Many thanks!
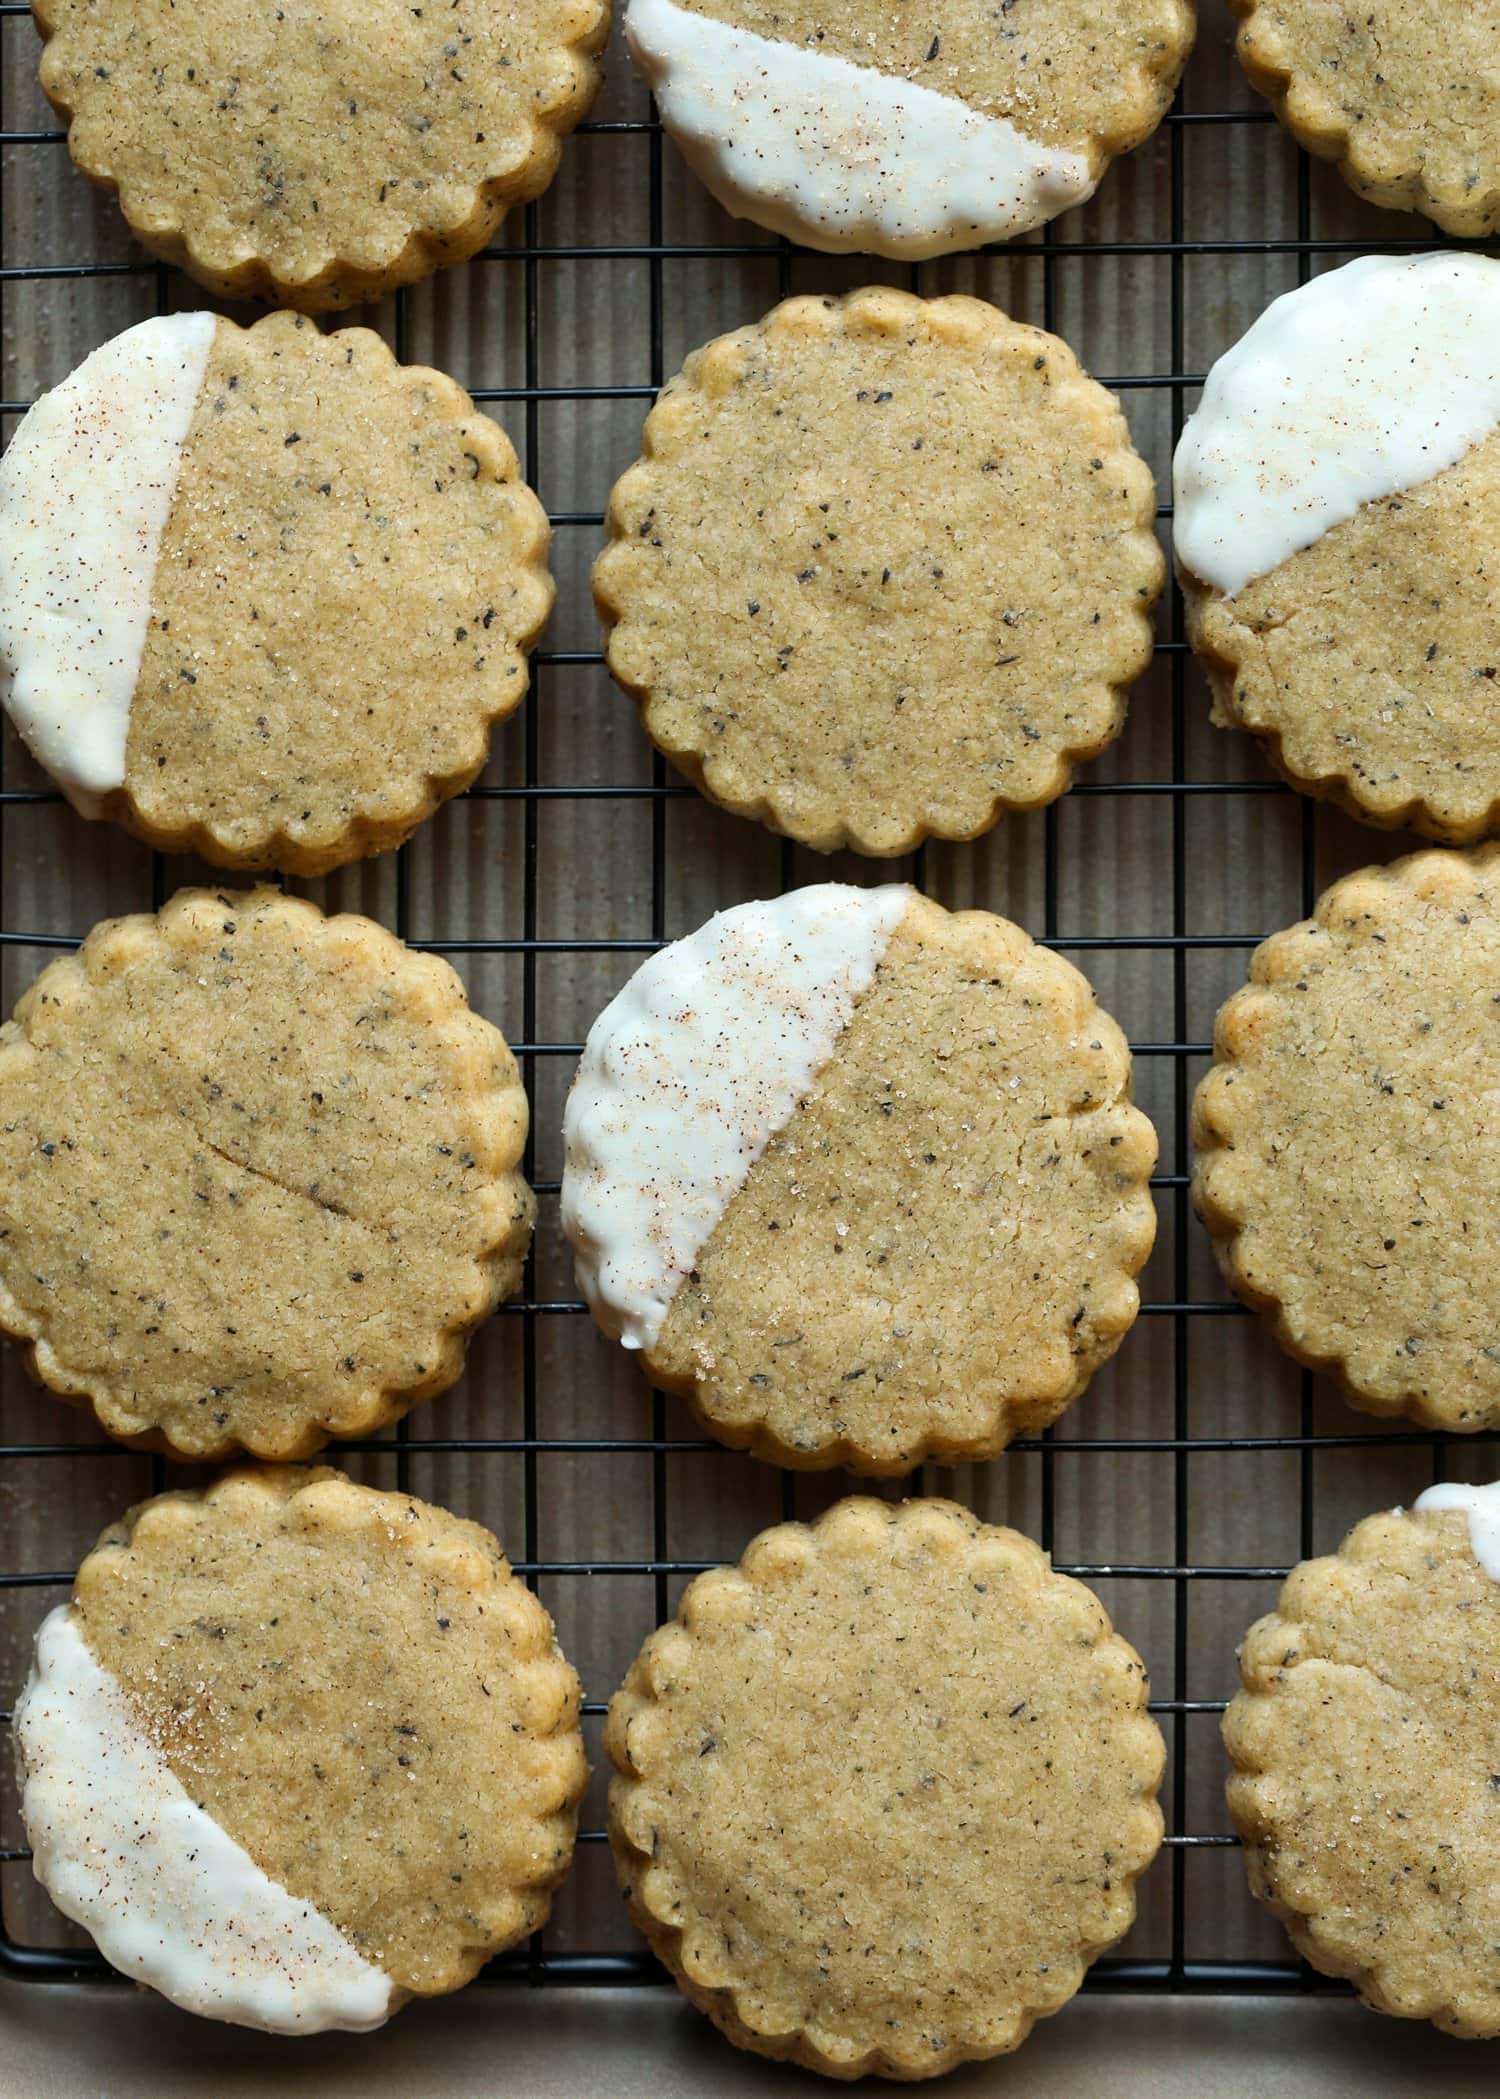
left=1194, top=846, right=1500, bottom=1432
left=1225, top=1483, right=1500, bottom=2035
left=562, top=883, right=1156, bottom=1472
left=33, top=0, right=608, bottom=309
left=0, top=887, right=534, bottom=1460
left=606, top=1496, right=1165, bottom=2079
left=626, top=0, right=1193, bottom=255
left=596, top=289, right=1163, bottom=856
left=1231, top=0, right=1498, bottom=235
left=0, top=311, right=552, bottom=874
left=1175, top=253, right=1500, bottom=844
left=15, top=1468, right=586, bottom=2032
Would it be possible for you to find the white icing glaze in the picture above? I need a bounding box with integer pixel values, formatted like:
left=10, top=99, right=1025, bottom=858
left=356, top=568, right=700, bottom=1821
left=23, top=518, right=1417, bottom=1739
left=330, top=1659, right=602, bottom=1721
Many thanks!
left=1413, top=1482, right=1500, bottom=1582
left=562, top=882, right=912, bottom=1350
left=0, top=311, right=216, bottom=813
left=1174, top=252, right=1500, bottom=599
left=625, top=0, right=1094, bottom=260
left=14, top=1606, right=392, bottom=2034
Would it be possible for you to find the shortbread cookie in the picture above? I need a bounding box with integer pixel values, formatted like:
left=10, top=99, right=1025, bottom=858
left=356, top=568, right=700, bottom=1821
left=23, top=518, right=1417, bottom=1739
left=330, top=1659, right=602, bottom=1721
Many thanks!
left=1193, top=845, right=1500, bottom=1432
left=1176, top=253, right=1500, bottom=843
left=1231, top=0, right=1498, bottom=236
left=0, top=311, right=552, bottom=874
left=1225, top=1482, right=1500, bottom=2035
left=15, top=1468, right=586, bottom=2033
left=0, top=887, right=534, bottom=1460
left=32, top=0, right=608, bottom=310
left=626, top=0, right=1193, bottom=256
left=596, top=290, right=1163, bottom=856
left=606, top=1496, right=1165, bottom=2079
left=562, top=883, right=1157, bottom=1472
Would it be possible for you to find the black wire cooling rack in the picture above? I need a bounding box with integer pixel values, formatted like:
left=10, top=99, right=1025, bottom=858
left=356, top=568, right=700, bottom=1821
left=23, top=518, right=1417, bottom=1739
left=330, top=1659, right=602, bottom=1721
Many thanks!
left=3, top=0, right=1500, bottom=2012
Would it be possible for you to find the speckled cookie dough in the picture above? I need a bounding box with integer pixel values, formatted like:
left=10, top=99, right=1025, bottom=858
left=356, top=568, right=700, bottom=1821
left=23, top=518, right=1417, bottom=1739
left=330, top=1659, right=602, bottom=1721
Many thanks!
left=0, top=887, right=535, bottom=1460
left=1194, top=845, right=1500, bottom=1433
left=1176, top=255, right=1500, bottom=844
left=1225, top=1484, right=1500, bottom=2036
left=606, top=1496, right=1165, bottom=2080
left=1230, top=0, right=1498, bottom=235
left=15, top=1467, right=586, bottom=2032
left=0, top=310, right=553, bottom=875
left=32, top=0, right=608, bottom=310
left=595, top=289, right=1163, bottom=857
left=626, top=0, right=1193, bottom=256
left=563, top=883, right=1157, bottom=1473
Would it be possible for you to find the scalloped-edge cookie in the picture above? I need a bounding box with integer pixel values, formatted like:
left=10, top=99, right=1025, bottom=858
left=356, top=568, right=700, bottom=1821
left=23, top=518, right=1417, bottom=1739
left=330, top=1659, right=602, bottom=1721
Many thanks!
left=14, top=1467, right=587, bottom=2033
left=0, top=310, right=552, bottom=875
left=595, top=289, right=1163, bottom=857
left=626, top=0, right=1193, bottom=257
left=606, top=1495, right=1165, bottom=2080
left=1175, top=254, right=1500, bottom=844
left=32, top=0, right=608, bottom=311
left=1193, top=844, right=1500, bottom=1432
left=562, top=882, right=1157, bottom=1472
left=1225, top=1482, right=1500, bottom=2036
left=1230, top=0, right=1498, bottom=237
left=0, top=887, right=535, bottom=1460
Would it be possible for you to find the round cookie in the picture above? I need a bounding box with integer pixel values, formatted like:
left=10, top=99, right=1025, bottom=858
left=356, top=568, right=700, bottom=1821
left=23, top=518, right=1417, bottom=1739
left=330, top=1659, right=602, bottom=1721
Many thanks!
left=606, top=1496, right=1165, bottom=2080
left=0, top=886, right=535, bottom=1460
left=1175, top=253, right=1500, bottom=844
left=0, top=311, right=552, bottom=874
left=595, top=289, right=1163, bottom=857
left=32, top=0, right=608, bottom=311
left=1224, top=1482, right=1500, bottom=2036
left=626, top=0, right=1193, bottom=257
left=562, top=882, right=1157, bottom=1472
left=1193, top=845, right=1500, bottom=1433
left=15, top=1467, right=586, bottom=2033
left=1229, top=0, right=1498, bottom=236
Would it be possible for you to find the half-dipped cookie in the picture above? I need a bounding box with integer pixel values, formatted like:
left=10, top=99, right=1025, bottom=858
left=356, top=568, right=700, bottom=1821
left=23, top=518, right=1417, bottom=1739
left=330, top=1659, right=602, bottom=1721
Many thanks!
left=562, top=882, right=1156, bottom=1471
left=0, top=311, right=551, bottom=872
left=15, top=1469, right=586, bottom=2032
left=1176, top=253, right=1500, bottom=842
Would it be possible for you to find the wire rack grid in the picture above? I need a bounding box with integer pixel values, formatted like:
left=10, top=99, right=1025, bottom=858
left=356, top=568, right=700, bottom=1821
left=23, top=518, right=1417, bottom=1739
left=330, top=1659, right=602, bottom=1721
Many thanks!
left=2, top=0, right=1499, bottom=2015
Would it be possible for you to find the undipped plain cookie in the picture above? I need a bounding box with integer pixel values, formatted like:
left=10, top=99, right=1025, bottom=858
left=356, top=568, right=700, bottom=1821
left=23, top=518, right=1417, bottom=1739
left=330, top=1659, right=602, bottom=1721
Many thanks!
left=563, top=882, right=1157, bottom=1472
left=15, top=1468, right=586, bottom=2032
left=32, top=0, right=609, bottom=309
left=0, top=887, right=534, bottom=1460
left=0, top=311, right=552, bottom=874
left=596, top=289, right=1163, bottom=857
left=1194, top=845, right=1500, bottom=1433
left=606, top=1496, right=1165, bottom=2079
left=1230, top=0, right=1499, bottom=236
